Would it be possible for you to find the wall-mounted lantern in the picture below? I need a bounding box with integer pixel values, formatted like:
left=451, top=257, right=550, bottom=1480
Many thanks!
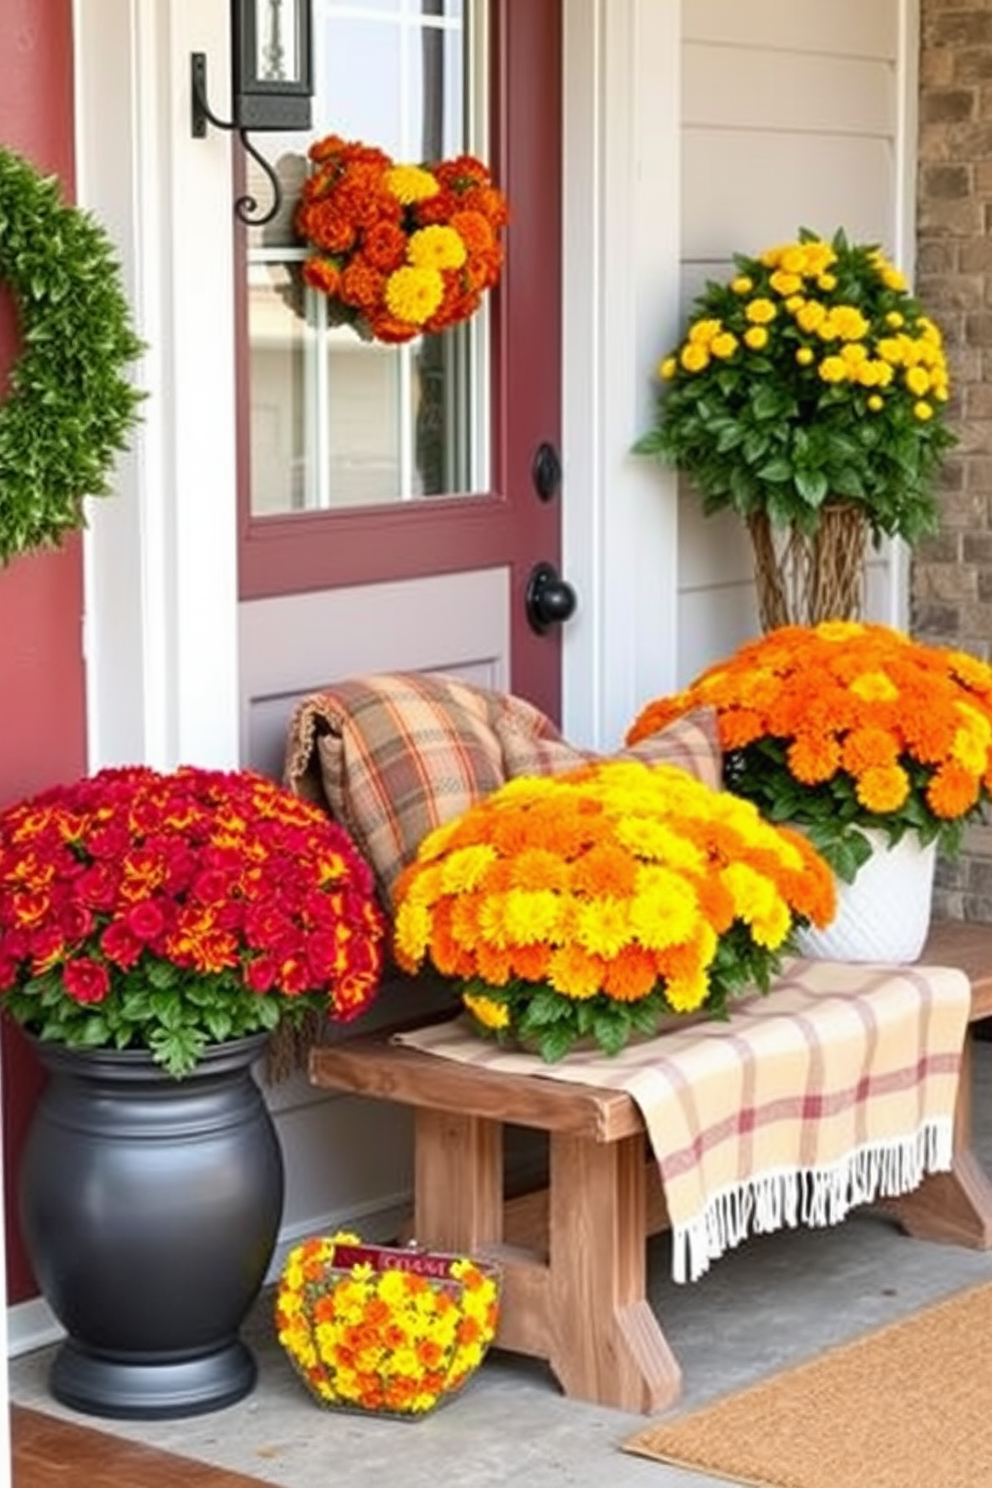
left=191, top=0, right=314, bottom=226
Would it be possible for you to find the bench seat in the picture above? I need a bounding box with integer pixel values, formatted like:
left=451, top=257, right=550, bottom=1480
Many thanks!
left=309, top=919, right=992, bottom=1414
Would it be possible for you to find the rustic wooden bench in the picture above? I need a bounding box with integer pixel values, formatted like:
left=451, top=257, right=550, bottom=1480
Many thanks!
left=308, top=919, right=992, bottom=1415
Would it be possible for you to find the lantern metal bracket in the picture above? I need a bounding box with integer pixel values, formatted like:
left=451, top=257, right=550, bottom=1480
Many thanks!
left=190, top=51, right=283, bottom=228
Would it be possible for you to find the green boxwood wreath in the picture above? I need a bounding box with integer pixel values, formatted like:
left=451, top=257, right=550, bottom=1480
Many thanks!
left=0, top=146, right=144, bottom=565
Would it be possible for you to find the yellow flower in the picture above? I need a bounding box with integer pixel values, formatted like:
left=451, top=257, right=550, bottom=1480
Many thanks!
left=795, top=346, right=815, bottom=366
left=745, top=298, right=777, bottom=325
left=680, top=343, right=710, bottom=373
left=905, top=365, right=931, bottom=397
left=689, top=317, right=723, bottom=344
left=440, top=844, right=499, bottom=893
left=384, top=164, right=441, bottom=203
left=711, top=331, right=738, bottom=359
left=744, top=326, right=769, bottom=350
left=867, top=394, right=884, bottom=412
left=665, top=967, right=710, bottom=1013
left=393, top=898, right=432, bottom=966
left=913, top=401, right=935, bottom=421
left=855, top=765, right=911, bottom=814
left=501, top=887, right=563, bottom=944
left=818, top=355, right=848, bottom=383
left=659, top=355, right=678, bottom=379
left=576, top=897, right=634, bottom=957
left=407, top=224, right=468, bottom=271
left=850, top=671, right=899, bottom=703
left=769, top=270, right=802, bottom=297
left=795, top=300, right=828, bottom=334
left=731, top=275, right=753, bottom=294
left=825, top=305, right=870, bottom=341
left=462, top=990, right=510, bottom=1030
left=632, top=871, right=702, bottom=949
left=385, top=265, right=445, bottom=325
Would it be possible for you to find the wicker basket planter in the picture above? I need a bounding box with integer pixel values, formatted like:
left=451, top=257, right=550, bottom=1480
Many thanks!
left=747, top=502, right=869, bottom=631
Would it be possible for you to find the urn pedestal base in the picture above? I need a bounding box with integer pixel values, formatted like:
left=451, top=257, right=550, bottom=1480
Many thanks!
left=50, top=1338, right=257, bottom=1422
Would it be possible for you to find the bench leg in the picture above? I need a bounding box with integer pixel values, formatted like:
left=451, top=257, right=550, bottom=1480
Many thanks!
left=410, top=1108, right=682, bottom=1413
left=413, top=1108, right=504, bottom=1248
left=888, top=1034, right=992, bottom=1248
left=545, top=1131, right=682, bottom=1414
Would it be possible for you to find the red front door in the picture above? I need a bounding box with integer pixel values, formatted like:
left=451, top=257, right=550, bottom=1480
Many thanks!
left=237, top=0, right=567, bottom=720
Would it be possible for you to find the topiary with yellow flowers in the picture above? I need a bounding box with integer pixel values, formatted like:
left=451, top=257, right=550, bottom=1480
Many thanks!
left=636, top=227, right=956, bottom=543
left=635, top=229, right=957, bottom=629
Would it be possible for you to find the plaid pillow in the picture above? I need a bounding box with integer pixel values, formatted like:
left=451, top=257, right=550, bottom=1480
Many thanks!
left=283, top=673, right=563, bottom=907
left=284, top=675, right=722, bottom=910
left=496, top=705, right=723, bottom=790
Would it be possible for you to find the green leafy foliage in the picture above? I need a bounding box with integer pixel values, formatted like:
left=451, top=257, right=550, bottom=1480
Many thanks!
left=0, top=146, right=144, bottom=563
left=5, top=962, right=307, bottom=1079
left=634, top=227, right=957, bottom=544
left=726, top=737, right=961, bottom=884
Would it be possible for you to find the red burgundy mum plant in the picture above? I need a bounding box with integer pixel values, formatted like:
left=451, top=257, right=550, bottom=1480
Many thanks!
left=0, top=765, right=386, bottom=1076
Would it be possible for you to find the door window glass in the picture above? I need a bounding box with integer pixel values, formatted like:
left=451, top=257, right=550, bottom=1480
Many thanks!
left=244, top=0, right=488, bottom=517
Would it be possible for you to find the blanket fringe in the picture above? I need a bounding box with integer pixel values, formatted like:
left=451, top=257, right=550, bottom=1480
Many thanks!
left=672, top=1118, right=954, bottom=1284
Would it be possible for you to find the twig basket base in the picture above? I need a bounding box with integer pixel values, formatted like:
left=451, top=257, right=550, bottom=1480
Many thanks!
left=748, top=504, right=868, bottom=631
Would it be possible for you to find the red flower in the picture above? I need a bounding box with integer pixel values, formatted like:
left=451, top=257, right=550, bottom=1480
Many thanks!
left=63, top=958, right=111, bottom=1005
left=124, top=899, right=169, bottom=944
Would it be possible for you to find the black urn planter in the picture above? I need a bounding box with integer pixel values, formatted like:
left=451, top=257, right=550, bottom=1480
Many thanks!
left=19, top=1033, right=284, bottom=1421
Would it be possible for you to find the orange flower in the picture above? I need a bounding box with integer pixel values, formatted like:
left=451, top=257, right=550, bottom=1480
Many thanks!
left=340, top=260, right=387, bottom=313
left=927, top=762, right=981, bottom=818
left=511, top=942, right=552, bottom=982
left=840, top=726, right=899, bottom=774
left=570, top=841, right=639, bottom=898
left=787, top=733, right=841, bottom=784
left=601, top=945, right=660, bottom=1002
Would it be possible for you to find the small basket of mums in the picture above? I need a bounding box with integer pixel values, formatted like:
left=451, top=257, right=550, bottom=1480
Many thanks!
left=276, top=1231, right=501, bottom=1418
left=391, top=759, right=837, bottom=1061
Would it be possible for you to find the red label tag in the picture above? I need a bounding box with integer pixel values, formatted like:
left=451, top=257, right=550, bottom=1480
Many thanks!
left=331, top=1243, right=456, bottom=1280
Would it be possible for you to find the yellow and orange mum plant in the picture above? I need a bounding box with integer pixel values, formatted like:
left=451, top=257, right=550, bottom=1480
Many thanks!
left=295, top=135, right=508, bottom=344
left=627, top=621, right=992, bottom=883
left=392, top=760, right=835, bottom=1061
left=276, top=1232, right=500, bottom=1416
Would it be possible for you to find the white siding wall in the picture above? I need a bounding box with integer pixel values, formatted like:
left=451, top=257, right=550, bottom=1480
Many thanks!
left=675, top=0, right=918, bottom=686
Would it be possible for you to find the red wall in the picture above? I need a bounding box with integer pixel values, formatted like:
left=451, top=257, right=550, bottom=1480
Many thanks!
left=0, top=0, right=86, bottom=1303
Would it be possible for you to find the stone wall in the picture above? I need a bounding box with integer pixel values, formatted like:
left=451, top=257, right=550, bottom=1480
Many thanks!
left=916, top=0, right=992, bottom=919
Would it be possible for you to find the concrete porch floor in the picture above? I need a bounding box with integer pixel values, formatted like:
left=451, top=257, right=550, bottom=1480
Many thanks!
left=10, top=1041, right=992, bottom=1488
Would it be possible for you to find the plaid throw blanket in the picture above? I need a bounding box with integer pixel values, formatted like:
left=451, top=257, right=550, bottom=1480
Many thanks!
left=394, top=959, right=971, bottom=1283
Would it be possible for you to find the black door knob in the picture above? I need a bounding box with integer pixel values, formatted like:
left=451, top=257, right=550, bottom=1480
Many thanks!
left=525, top=562, right=578, bottom=633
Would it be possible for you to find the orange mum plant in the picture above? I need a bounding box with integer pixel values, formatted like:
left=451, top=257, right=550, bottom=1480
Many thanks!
left=392, top=760, right=835, bottom=1061
left=295, top=135, right=508, bottom=344
left=627, top=621, right=992, bottom=884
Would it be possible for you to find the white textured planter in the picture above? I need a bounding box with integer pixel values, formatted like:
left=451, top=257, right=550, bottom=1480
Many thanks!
left=794, top=828, right=937, bottom=964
